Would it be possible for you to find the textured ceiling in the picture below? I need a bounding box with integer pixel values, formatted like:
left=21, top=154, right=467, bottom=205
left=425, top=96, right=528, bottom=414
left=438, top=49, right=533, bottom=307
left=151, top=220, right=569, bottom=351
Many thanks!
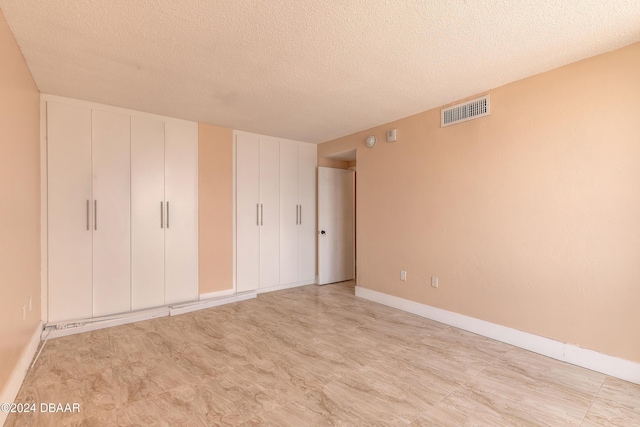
left=1, top=1, right=639, bottom=143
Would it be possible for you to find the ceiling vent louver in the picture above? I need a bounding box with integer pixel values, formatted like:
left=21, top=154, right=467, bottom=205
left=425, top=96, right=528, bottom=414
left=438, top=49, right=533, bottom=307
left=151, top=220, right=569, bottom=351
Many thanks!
left=441, top=95, right=490, bottom=127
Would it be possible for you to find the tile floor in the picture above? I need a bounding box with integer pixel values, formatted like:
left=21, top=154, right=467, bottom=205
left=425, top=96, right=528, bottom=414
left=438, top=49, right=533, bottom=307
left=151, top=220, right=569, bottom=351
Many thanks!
left=6, top=281, right=640, bottom=426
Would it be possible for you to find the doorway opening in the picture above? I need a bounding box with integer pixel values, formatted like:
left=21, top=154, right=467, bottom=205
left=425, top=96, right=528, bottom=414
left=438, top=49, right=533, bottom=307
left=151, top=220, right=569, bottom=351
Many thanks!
left=317, top=149, right=356, bottom=285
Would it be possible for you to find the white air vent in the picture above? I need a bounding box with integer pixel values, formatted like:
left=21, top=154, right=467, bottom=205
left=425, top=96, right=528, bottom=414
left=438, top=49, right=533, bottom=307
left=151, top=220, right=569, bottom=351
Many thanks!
left=441, top=95, right=490, bottom=127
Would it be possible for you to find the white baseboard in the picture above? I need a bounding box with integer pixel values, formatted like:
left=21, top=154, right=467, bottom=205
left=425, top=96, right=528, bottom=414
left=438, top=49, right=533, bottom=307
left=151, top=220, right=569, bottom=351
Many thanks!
left=43, top=292, right=256, bottom=339
left=355, top=286, right=640, bottom=385
left=170, top=292, right=256, bottom=316
left=199, top=288, right=234, bottom=300
left=0, top=321, right=43, bottom=426
left=44, top=308, right=170, bottom=340
left=256, top=280, right=315, bottom=294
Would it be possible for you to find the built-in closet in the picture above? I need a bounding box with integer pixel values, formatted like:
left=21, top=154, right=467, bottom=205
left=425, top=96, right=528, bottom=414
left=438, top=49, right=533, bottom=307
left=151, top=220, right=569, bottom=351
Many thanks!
left=45, top=97, right=198, bottom=323
left=235, top=132, right=317, bottom=292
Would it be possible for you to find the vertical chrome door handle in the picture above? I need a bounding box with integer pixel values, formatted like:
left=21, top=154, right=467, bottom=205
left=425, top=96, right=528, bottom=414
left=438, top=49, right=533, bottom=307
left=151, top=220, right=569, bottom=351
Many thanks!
left=160, top=201, right=164, bottom=228
left=260, top=204, right=263, bottom=226
left=94, top=200, right=97, bottom=230
left=166, top=202, right=170, bottom=229
left=86, top=200, right=90, bottom=230
left=299, top=205, right=302, bottom=225
left=256, top=204, right=259, bottom=226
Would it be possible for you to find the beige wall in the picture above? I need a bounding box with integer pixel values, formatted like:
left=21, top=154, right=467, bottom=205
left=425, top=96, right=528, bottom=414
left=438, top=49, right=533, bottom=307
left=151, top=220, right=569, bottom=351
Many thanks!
left=320, top=42, right=640, bottom=363
left=318, top=137, right=356, bottom=160
left=198, top=123, right=234, bottom=294
left=0, top=9, right=41, bottom=394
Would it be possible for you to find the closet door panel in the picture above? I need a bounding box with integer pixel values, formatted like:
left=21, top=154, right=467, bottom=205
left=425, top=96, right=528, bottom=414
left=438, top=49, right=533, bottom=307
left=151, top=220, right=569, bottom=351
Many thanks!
left=259, top=139, right=280, bottom=289
left=131, top=116, right=166, bottom=310
left=47, top=102, right=93, bottom=322
left=91, top=110, right=131, bottom=316
left=297, top=144, right=317, bottom=282
left=236, top=134, right=260, bottom=292
left=279, top=143, right=299, bottom=285
left=164, top=122, right=199, bottom=304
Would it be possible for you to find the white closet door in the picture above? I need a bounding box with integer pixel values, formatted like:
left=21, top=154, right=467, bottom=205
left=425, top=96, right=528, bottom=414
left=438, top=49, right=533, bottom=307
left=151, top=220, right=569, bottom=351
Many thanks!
left=47, top=102, right=93, bottom=322
left=164, top=122, right=199, bottom=304
left=279, top=142, right=299, bottom=285
left=236, top=134, right=260, bottom=292
left=259, top=139, right=280, bottom=289
left=131, top=116, right=165, bottom=310
left=91, top=110, right=131, bottom=316
left=297, top=144, right=317, bottom=282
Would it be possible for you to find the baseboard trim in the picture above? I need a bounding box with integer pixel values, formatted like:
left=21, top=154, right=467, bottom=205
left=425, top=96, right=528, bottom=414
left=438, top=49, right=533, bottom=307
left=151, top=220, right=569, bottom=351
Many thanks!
left=0, top=321, right=43, bottom=426
left=44, top=309, right=170, bottom=339
left=256, top=280, right=315, bottom=294
left=199, top=288, right=234, bottom=300
left=170, top=292, right=256, bottom=316
left=43, top=293, right=256, bottom=339
left=355, top=286, right=640, bottom=385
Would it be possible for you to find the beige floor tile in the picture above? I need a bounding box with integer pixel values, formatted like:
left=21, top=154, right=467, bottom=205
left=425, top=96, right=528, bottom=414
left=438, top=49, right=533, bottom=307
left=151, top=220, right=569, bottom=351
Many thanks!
left=116, top=393, right=205, bottom=427
left=108, top=315, right=182, bottom=340
left=163, top=342, right=235, bottom=379
left=9, top=280, right=637, bottom=426
left=112, top=354, right=200, bottom=407
left=242, top=388, right=385, bottom=427
left=6, top=368, right=116, bottom=427
left=324, top=357, right=445, bottom=422
left=431, top=326, right=514, bottom=359
left=205, top=365, right=300, bottom=420
left=582, top=377, right=640, bottom=427
left=420, top=350, right=605, bottom=426
left=25, top=340, right=112, bottom=388
left=498, top=347, right=606, bottom=401
left=110, top=330, right=187, bottom=367
left=249, top=354, right=328, bottom=394
left=154, top=382, right=246, bottom=426
left=411, top=385, right=543, bottom=427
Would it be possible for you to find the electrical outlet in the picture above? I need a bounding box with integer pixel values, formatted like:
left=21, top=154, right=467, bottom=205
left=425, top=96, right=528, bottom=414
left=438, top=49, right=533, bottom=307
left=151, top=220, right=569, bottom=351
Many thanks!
left=22, top=304, right=26, bottom=320
left=431, top=276, right=439, bottom=288
left=400, top=271, right=407, bottom=281
left=29, top=296, right=32, bottom=311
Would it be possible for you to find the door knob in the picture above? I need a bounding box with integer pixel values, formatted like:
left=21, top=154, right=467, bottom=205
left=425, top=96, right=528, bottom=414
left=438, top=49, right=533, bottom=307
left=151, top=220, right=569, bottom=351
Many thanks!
left=319, top=230, right=326, bottom=235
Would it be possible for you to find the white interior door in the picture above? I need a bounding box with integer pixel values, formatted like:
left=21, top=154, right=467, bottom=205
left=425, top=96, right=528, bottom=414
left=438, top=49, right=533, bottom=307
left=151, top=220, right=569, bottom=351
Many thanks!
left=236, top=133, right=260, bottom=292
left=279, top=143, right=299, bottom=285
left=318, top=167, right=354, bottom=285
left=297, top=144, right=317, bottom=282
left=259, top=139, right=280, bottom=289
left=164, top=122, right=199, bottom=304
left=47, top=102, right=93, bottom=322
left=91, top=109, right=131, bottom=316
left=131, top=116, right=166, bottom=310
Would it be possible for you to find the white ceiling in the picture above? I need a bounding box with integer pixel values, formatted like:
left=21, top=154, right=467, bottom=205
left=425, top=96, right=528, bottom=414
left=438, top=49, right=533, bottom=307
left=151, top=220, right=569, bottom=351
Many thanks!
left=1, top=1, right=639, bottom=143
